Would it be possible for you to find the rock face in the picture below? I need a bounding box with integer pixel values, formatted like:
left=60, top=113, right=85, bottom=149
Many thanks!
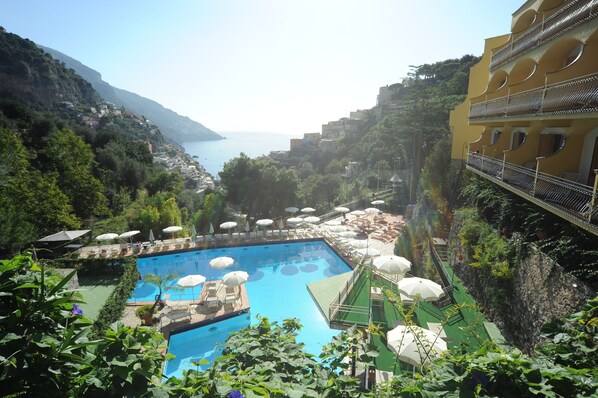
left=449, top=216, right=594, bottom=353
left=0, top=29, right=100, bottom=107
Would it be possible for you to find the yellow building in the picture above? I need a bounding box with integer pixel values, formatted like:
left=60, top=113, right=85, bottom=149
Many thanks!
left=450, top=0, right=598, bottom=235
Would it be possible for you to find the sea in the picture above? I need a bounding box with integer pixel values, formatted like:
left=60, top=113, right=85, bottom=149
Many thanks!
left=183, top=131, right=300, bottom=178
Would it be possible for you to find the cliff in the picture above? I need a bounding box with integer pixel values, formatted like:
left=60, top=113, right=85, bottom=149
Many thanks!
left=449, top=211, right=594, bottom=353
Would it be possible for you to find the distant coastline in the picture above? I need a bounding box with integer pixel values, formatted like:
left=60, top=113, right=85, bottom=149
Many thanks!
left=183, top=131, right=300, bottom=178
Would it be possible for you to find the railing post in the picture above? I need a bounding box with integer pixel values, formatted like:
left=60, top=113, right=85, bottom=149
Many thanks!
left=501, top=151, right=507, bottom=181
left=532, top=157, right=544, bottom=196
left=589, top=169, right=598, bottom=222
left=481, top=146, right=487, bottom=172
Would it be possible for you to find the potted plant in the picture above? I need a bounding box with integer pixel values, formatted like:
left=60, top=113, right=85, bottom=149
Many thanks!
left=143, top=272, right=179, bottom=310
left=135, top=304, right=156, bottom=326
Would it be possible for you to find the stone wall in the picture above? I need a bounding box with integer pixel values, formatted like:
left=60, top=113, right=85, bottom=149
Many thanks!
left=449, top=216, right=595, bottom=353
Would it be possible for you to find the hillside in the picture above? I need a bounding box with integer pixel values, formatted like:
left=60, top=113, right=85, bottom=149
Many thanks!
left=39, top=45, right=223, bottom=146
left=0, top=28, right=100, bottom=108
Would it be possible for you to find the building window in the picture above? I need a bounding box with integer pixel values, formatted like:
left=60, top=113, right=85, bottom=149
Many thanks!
left=511, top=131, right=527, bottom=149
left=563, top=44, right=583, bottom=68
left=491, top=130, right=502, bottom=145
left=538, top=134, right=565, bottom=157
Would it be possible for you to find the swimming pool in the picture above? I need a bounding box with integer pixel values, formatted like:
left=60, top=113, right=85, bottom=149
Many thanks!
left=132, top=240, right=352, bottom=378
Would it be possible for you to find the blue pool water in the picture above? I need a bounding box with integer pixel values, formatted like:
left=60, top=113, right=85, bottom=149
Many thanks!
left=132, top=241, right=351, bottom=378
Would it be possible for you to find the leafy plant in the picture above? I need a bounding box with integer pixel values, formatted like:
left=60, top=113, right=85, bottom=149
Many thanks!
left=143, top=271, right=179, bottom=311
left=135, top=304, right=156, bottom=323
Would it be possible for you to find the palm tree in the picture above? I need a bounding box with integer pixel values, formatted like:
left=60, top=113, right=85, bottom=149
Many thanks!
left=143, top=272, right=179, bottom=311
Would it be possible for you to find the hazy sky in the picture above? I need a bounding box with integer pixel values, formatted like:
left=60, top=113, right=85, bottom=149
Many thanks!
left=2, top=0, right=524, bottom=135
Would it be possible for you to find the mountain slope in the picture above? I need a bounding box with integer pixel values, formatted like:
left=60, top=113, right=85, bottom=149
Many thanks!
left=39, top=45, right=223, bottom=145
left=0, top=28, right=100, bottom=107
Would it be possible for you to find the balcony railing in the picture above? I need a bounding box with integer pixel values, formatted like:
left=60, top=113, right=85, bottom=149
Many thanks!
left=490, top=0, right=598, bottom=71
left=469, top=72, right=598, bottom=120
left=466, top=154, right=598, bottom=235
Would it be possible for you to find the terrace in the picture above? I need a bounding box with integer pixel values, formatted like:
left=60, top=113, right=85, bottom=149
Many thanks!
left=466, top=152, right=598, bottom=236
left=489, top=0, right=598, bottom=71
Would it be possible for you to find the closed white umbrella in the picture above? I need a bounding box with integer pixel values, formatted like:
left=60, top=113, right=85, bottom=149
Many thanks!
left=387, top=325, right=447, bottom=367
left=148, top=229, right=155, bottom=244
left=209, top=256, right=235, bottom=269
left=96, top=233, right=118, bottom=242
left=301, top=207, right=316, bottom=213
left=398, top=277, right=444, bottom=302
left=373, top=255, right=411, bottom=274
left=177, top=274, right=206, bottom=303
left=334, top=206, right=350, bottom=213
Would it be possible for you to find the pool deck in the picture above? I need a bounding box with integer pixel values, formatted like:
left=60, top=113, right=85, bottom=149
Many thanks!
left=307, top=271, right=354, bottom=323
left=121, top=281, right=249, bottom=340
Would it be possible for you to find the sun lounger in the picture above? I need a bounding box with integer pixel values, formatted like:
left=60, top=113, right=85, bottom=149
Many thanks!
left=164, top=307, right=191, bottom=323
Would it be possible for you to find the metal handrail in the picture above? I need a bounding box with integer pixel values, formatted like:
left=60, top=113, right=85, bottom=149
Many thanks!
left=466, top=153, right=598, bottom=234
left=469, top=72, right=598, bottom=121
left=329, top=266, right=365, bottom=322
left=490, top=0, right=598, bottom=70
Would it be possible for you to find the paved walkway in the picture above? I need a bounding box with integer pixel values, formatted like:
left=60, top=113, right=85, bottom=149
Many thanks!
left=122, top=282, right=249, bottom=339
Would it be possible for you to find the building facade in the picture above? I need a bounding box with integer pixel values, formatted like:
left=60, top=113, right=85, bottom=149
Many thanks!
left=450, top=0, right=598, bottom=235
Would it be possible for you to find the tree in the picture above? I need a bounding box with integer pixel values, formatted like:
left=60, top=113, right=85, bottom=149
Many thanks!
left=159, top=197, right=182, bottom=230
left=220, top=155, right=300, bottom=220
left=43, top=128, right=109, bottom=219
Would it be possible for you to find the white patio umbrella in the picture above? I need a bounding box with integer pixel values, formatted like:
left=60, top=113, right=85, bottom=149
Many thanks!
left=328, top=225, right=348, bottom=233
left=349, top=210, right=366, bottom=216
left=301, top=207, right=316, bottom=213
left=285, top=206, right=299, bottom=214
left=255, top=219, right=274, bottom=227
left=119, top=230, right=141, bottom=243
left=349, top=239, right=369, bottom=249
left=386, top=325, right=447, bottom=367
left=163, top=226, right=183, bottom=240
left=364, top=207, right=381, bottom=214
left=287, top=217, right=303, bottom=225
left=324, top=220, right=342, bottom=226
left=96, top=233, right=118, bottom=242
left=334, top=206, right=350, bottom=213
left=222, top=270, right=249, bottom=287
left=220, top=221, right=238, bottom=239
left=371, top=200, right=385, bottom=206
left=304, top=216, right=320, bottom=224
left=338, top=231, right=358, bottom=239
left=176, top=274, right=206, bottom=303
left=209, top=256, right=235, bottom=269
left=373, top=255, right=411, bottom=275
left=220, top=221, right=237, bottom=230
left=398, top=277, right=445, bottom=302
